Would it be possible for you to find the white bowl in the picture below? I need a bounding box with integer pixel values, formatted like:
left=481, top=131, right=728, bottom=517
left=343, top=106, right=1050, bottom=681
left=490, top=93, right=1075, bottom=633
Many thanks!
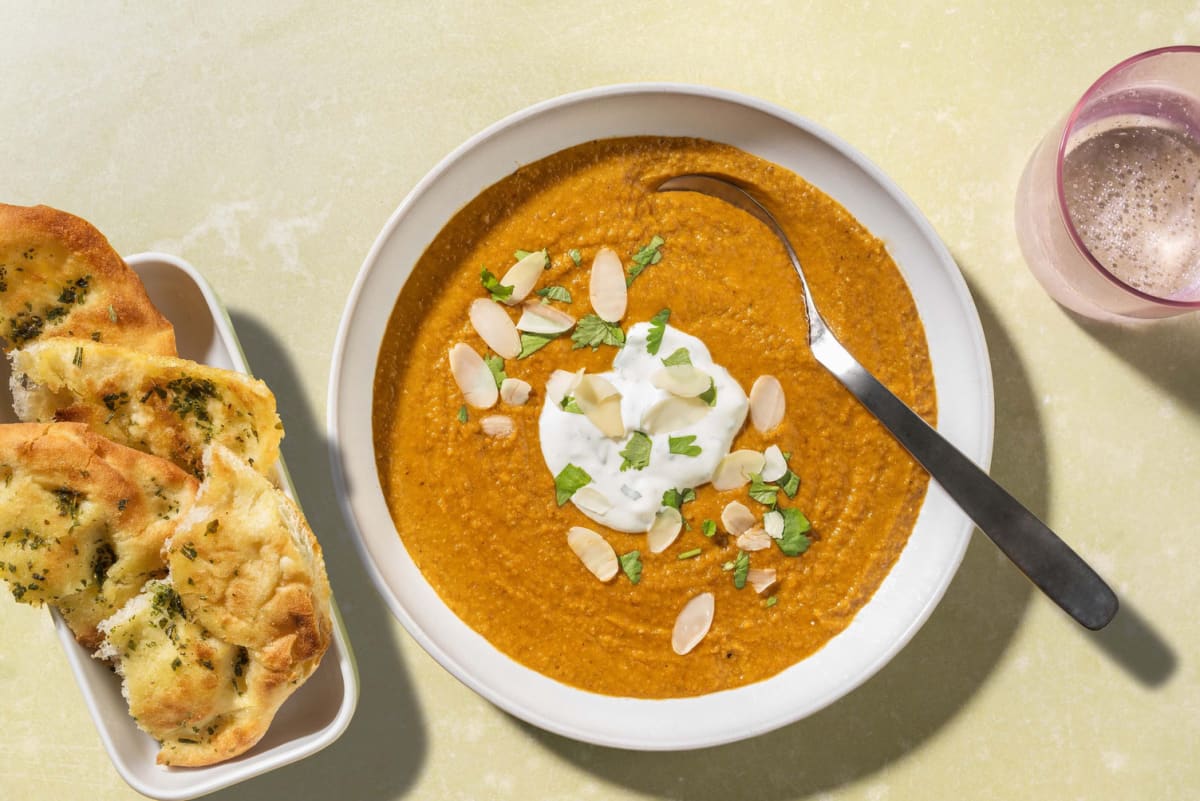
left=2, top=253, right=359, bottom=799
left=329, top=84, right=993, bottom=750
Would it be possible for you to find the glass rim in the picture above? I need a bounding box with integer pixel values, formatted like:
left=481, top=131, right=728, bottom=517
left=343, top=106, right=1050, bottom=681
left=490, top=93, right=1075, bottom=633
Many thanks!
left=1054, top=44, right=1200, bottom=309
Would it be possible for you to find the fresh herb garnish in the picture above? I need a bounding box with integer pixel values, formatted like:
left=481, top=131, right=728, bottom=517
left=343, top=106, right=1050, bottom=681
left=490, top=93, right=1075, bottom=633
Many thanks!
left=518, top=331, right=559, bottom=359
left=777, top=507, right=811, bottom=556
left=108, top=304, right=118, bottom=323
left=765, top=596, right=778, bottom=608
left=646, top=308, right=670, bottom=355
left=619, top=431, right=652, bottom=472
left=668, top=435, right=702, bottom=457
left=180, top=543, right=198, bottom=561
left=559, top=395, right=583, bottom=414
left=572, top=314, right=625, bottom=350
left=484, top=354, right=506, bottom=388
left=554, top=464, right=592, bottom=506
left=661, top=347, right=691, bottom=367
left=72, top=346, right=83, bottom=367
left=677, top=548, right=702, bottom=560
left=480, top=268, right=514, bottom=302
left=536, top=285, right=572, bottom=303
left=662, top=487, right=697, bottom=511
left=514, top=247, right=549, bottom=265
left=456, top=405, right=468, bottom=423
left=626, top=235, right=664, bottom=286
left=776, top=469, right=800, bottom=498
left=733, top=550, right=750, bottom=589
left=568, top=248, right=582, bottom=266
left=53, top=488, right=83, bottom=519
left=701, top=519, right=716, bottom=538
left=748, top=473, right=778, bottom=507
left=619, top=550, right=642, bottom=584
left=698, top=379, right=717, bottom=406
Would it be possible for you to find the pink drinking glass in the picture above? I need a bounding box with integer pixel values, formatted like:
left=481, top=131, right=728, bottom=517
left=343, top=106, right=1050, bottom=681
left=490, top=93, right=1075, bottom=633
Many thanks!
left=1014, top=46, right=1200, bottom=322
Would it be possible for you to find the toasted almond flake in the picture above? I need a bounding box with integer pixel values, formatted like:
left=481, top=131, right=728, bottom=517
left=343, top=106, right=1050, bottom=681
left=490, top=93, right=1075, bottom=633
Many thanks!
left=749, top=375, right=786, bottom=432
left=449, top=343, right=498, bottom=409
left=499, top=250, right=547, bottom=305
left=467, top=298, right=521, bottom=359
left=737, top=527, right=773, bottom=551
left=566, top=526, right=618, bottom=581
left=720, top=501, right=756, bottom=536
left=647, top=506, right=683, bottom=553
left=652, top=364, right=712, bottom=397
left=711, top=449, right=767, bottom=490
left=672, top=592, right=715, bottom=655
left=545, top=368, right=584, bottom=406
left=641, top=396, right=711, bottom=435
left=761, top=444, right=787, bottom=482
left=747, top=568, right=777, bottom=594
left=572, top=486, right=612, bottom=515
left=575, top=374, right=624, bottom=438
left=480, top=415, right=514, bottom=437
left=516, top=300, right=576, bottom=334
left=588, top=247, right=628, bottom=322
left=763, top=510, right=784, bottom=539
left=499, top=377, right=532, bottom=405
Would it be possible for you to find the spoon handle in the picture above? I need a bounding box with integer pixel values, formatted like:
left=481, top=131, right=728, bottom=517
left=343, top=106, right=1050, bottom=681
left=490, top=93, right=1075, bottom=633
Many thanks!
left=812, top=333, right=1119, bottom=630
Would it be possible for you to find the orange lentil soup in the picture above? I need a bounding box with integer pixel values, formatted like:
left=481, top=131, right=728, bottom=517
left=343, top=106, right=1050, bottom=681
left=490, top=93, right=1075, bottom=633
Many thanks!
left=373, top=137, right=935, bottom=698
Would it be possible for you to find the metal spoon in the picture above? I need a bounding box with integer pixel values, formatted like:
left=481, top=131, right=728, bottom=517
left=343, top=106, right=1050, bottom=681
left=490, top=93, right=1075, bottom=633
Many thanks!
left=657, top=174, right=1118, bottom=630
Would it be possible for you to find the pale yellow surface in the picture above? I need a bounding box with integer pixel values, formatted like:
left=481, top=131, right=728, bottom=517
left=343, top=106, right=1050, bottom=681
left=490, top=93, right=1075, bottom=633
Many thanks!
left=2, top=2, right=1198, bottom=800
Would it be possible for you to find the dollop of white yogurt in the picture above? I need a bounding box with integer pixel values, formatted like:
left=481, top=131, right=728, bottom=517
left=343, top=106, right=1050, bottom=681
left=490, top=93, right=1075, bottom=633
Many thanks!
left=539, top=323, right=748, bottom=532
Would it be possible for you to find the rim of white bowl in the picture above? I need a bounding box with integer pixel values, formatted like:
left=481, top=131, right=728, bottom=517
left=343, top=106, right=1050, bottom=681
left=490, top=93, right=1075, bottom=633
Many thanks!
left=328, top=82, right=994, bottom=750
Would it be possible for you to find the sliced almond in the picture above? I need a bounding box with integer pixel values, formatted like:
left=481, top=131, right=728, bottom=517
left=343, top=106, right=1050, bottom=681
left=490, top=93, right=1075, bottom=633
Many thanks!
left=720, top=501, right=756, bottom=536
left=711, top=449, right=766, bottom=491
left=468, top=298, right=521, bottom=359
left=761, top=444, right=787, bottom=482
left=746, top=568, right=777, bottom=594
left=737, top=527, right=773, bottom=551
left=672, top=592, right=715, bottom=655
left=763, top=510, right=784, bottom=539
left=480, top=415, right=514, bottom=437
left=499, top=250, right=547, bottom=305
left=499, top=377, right=532, bottom=406
left=516, top=300, right=576, bottom=334
left=589, top=247, right=627, bottom=322
left=574, top=374, right=624, bottom=438
left=572, top=486, right=612, bottom=516
left=449, top=343, right=498, bottom=409
left=652, top=364, right=712, bottom=398
left=641, top=396, right=711, bottom=435
left=545, top=368, right=583, bottom=407
left=566, top=526, right=618, bottom=581
left=749, top=375, right=785, bottom=432
left=647, top=506, right=683, bottom=553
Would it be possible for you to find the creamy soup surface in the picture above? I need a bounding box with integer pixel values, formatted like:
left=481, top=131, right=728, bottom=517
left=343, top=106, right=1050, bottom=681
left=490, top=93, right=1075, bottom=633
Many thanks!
left=373, top=137, right=935, bottom=698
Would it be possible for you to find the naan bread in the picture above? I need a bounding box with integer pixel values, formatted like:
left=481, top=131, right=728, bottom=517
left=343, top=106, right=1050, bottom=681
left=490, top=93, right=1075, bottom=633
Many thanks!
left=0, top=203, right=175, bottom=355
left=0, top=422, right=198, bottom=647
left=9, top=339, right=282, bottom=477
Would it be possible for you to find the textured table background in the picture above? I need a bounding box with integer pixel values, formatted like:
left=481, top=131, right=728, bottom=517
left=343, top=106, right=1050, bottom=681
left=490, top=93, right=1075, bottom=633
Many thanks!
left=2, top=2, right=1198, bottom=799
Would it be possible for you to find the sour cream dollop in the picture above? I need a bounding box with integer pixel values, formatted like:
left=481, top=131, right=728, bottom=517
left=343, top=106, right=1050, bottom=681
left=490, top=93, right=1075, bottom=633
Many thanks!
left=539, top=323, right=749, bottom=532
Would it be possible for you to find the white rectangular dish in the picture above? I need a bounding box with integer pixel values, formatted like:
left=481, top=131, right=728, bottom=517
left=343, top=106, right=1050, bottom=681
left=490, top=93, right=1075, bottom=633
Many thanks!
left=0, top=252, right=358, bottom=800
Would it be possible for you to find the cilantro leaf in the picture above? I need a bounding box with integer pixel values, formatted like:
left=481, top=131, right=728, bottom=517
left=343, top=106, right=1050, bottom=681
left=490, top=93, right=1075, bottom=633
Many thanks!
left=701, top=519, right=716, bottom=538
left=698, top=379, right=717, bottom=407
left=662, top=487, right=696, bottom=511
left=765, top=595, right=778, bottom=608
left=619, top=431, right=652, bottom=472
left=626, top=235, right=664, bottom=286
left=776, top=469, right=800, bottom=498
left=513, top=247, right=549, bottom=266
left=480, top=268, right=513, bottom=302
left=456, top=405, right=468, bottom=423
left=619, top=550, right=642, bottom=584
left=661, top=347, right=691, bottom=367
left=560, top=395, right=583, bottom=414
left=518, top=331, right=559, bottom=359
left=668, top=435, right=702, bottom=457
left=554, top=464, right=592, bottom=506
left=568, top=248, right=582, bottom=266
left=646, top=308, right=670, bottom=355
left=484, top=354, right=506, bottom=388
left=536, top=285, right=572, bottom=303
left=571, top=314, right=625, bottom=350
left=777, top=507, right=811, bottom=556
left=733, top=550, right=750, bottom=589
left=748, top=473, right=778, bottom=507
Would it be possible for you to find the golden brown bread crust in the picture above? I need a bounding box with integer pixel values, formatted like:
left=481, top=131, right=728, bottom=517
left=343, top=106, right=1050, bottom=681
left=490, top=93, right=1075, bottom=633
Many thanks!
left=0, top=204, right=176, bottom=355
left=0, top=422, right=198, bottom=647
left=99, top=443, right=333, bottom=767
left=9, top=338, right=283, bottom=477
